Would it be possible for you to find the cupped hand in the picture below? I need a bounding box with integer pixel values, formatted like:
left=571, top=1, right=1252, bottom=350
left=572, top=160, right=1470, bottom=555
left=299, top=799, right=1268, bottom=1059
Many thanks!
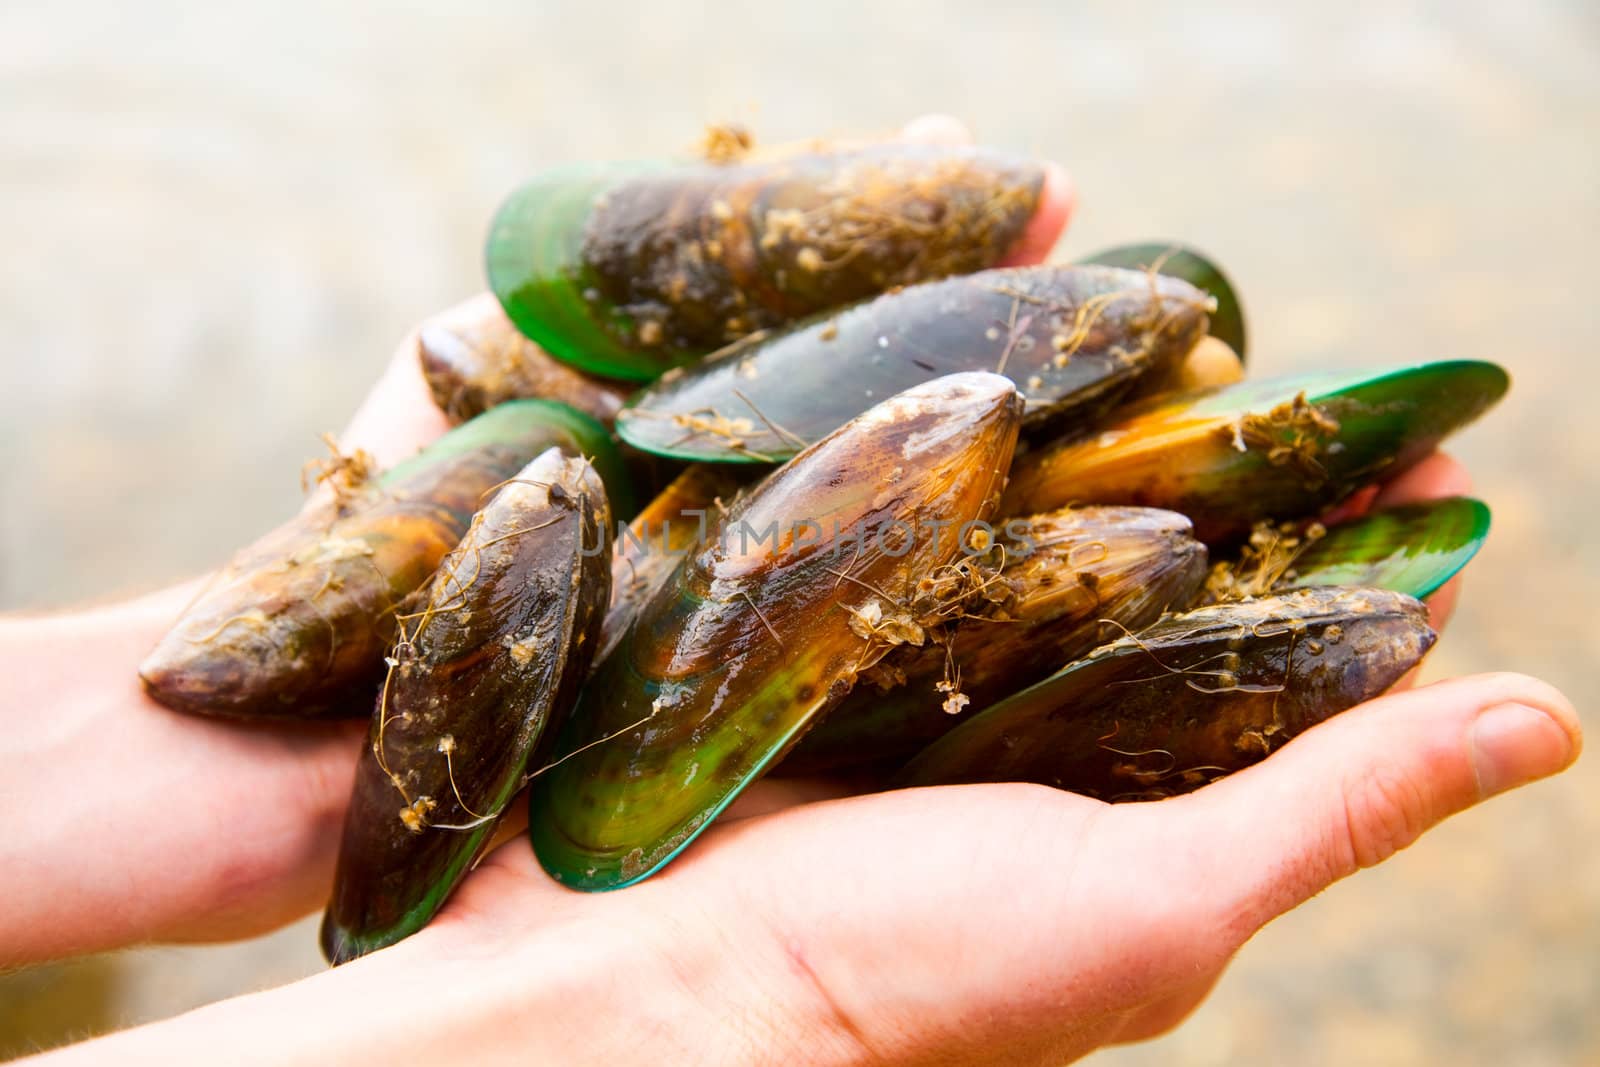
left=402, top=447, right=1579, bottom=1066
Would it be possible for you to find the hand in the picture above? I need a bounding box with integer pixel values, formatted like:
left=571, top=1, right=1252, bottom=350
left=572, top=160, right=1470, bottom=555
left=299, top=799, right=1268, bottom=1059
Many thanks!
left=308, top=453, right=1570, bottom=1067
left=0, top=116, right=1073, bottom=968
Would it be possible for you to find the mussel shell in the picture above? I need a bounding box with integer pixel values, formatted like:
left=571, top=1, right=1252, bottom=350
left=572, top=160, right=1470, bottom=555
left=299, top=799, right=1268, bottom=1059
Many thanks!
left=139, top=400, right=625, bottom=720
left=416, top=293, right=633, bottom=426
left=598, top=463, right=754, bottom=665
left=1001, top=360, right=1509, bottom=544
left=780, top=506, right=1209, bottom=776
left=529, top=373, right=1024, bottom=890
left=1079, top=241, right=1246, bottom=360
left=487, top=146, right=1044, bottom=381
left=615, top=265, right=1210, bottom=463
left=1281, top=497, right=1490, bottom=599
left=321, top=449, right=611, bottom=964
left=898, top=586, right=1435, bottom=799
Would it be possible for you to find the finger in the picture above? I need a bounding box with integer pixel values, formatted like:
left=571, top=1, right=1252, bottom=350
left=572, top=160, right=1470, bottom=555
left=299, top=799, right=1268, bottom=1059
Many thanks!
left=1424, top=574, right=1462, bottom=631
left=998, top=162, right=1075, bottom=267
left=1372, top=450, right=1473, bottom=510
left=1169, top=672, right=1580, bottom=942
left=339, top=318, right=455, bottom=468
left=1319, top=452, right=1472, bottom=528
left=1316, top=484, right=1379, bottom=527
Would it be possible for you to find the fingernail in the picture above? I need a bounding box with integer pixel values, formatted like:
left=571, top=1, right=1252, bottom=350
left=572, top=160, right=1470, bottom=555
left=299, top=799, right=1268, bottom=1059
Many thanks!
left=1471, top=702, right=1575, bottom=797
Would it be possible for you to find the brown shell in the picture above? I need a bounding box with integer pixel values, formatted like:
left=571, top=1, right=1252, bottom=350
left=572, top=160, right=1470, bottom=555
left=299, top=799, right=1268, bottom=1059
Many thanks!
left=417, top=294, right=632, bottom=425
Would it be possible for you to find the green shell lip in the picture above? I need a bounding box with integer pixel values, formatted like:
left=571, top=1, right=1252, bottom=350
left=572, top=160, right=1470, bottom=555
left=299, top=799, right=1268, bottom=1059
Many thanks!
left=1078, top=241, right=1247, bottom=360
left=1283, top=496, right=1490, bottom=600
left=529, top=714, right=805, bottom=892
left=1178, top=358, right=1509, bottom=422
left=486, top=162, right=674, bottom=383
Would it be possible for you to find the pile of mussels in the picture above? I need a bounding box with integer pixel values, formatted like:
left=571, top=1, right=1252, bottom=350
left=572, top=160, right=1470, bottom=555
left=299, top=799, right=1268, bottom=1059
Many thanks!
left=137, top=138, right=1507, bottom=964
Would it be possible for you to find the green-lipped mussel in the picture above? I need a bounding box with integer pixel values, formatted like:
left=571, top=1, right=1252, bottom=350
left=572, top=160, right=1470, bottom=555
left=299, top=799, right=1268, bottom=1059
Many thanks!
left=616, top=264, right=1211, bottom=463
left=781, top=506, right=1210, bottom=776
left=529, top=372, right=1024, bottom=889
left=486, top=145, right=1045, bottom=381
left=140, top=400, right=626, bottom=720
left=1079, top=241, right=1247, bottom=360
left=322, top=449, right=612, bottom=964
left=417, top=293, right=633, bottom=426
left=899, top=586, right=1435, bottom=798
left=1001, top=361, right=1508, bottom=544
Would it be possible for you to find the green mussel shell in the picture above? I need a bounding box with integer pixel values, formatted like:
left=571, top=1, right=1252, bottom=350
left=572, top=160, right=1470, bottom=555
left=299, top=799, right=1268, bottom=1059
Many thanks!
left=321, top=449, right=612, bottom=964
left=615, top=264, right=1210, bottom=463
left=1281, top=497, right=1490, bottom=599
left=780, top=506, right=1209, bottom=776
left=529, top=373, right=1024, bottom=890
left=486, top=145, right=1044, bottom=381
left=140, top=399, right=626, bottom=720
left=899, top=586, right=1435, bottom=799
left=1001, top=360, right=1509, bottom=544
left=1079, top=241, right=1246, bottom=360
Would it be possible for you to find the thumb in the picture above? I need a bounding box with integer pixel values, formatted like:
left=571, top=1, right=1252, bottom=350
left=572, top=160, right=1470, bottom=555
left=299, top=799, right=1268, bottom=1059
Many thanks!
left=1169, top=672, right=1581, bottom=939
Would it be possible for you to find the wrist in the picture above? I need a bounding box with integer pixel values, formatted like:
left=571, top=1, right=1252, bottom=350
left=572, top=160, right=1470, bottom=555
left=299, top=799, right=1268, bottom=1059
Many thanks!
left=34, top=907, right=782, bottom=1067
left=0, top=586, right=359, bottom=963
left=392, top=897, right=787, bottom=1067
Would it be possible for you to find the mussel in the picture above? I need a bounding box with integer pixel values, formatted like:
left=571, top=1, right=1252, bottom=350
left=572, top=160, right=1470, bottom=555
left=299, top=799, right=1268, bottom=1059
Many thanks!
left=899, top=586, right=1435, bottom=798
left=616, top=264, right=1211, bottom=463
left=781, top=506, right=1209, bottom=776
left=140, top=400, right=626, bottom=720
left=486, top=145, right=1045, bottom=380
left=528, top=373, right=1024, bottom=889
left=322, top=449, right=611, bottom=963
left=1001, top=361, right=1508, bottom=543
left=416, top=294, right=633, bottom=426
left=1079, top=242, right=1247, bottom=360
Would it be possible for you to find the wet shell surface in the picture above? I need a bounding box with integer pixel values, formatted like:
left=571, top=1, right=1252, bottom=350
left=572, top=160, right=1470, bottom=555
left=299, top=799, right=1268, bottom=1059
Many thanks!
left=322, top=449, right=611, bottom=964
left=899, top=586, right=1435, bottom=799
left=486, top=145, right=1045, bottom=380
left=617, top=264, right=1211, bottom=463
left=782, top=505, right=1209, bottom=775
left=528, top=373, right=1024, bottom=890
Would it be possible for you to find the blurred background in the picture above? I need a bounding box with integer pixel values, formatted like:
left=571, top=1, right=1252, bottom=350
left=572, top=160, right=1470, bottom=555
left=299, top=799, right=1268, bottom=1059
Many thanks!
left=1, top=0, right=1595, bottom=1062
